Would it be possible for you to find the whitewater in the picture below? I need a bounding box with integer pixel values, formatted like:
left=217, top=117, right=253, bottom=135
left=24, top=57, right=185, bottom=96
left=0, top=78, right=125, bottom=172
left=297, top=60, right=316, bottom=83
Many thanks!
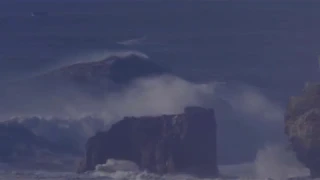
left=0, top=145, right=312, bottom=180
left=0, top=163, right=310, bottom=180
left=1, top=1, right=320, bottom=180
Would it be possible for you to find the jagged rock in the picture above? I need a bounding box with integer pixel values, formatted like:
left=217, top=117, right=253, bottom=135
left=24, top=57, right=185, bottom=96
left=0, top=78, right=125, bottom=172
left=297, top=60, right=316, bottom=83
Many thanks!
left=77, top=106, right=218, bottom=176
left=285, top=82, right=320, bottom=178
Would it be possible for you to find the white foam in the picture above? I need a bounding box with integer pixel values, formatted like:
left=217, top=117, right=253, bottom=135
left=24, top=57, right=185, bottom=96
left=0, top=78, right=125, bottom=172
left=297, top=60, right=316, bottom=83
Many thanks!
left=254, top=144, right=309, bottom=180
left=57, top=49, right=148, bottom=68
left=95, top=159, right=139, bottom=173
left=26, top=50, right=149, bottom=80
left=0, top=166, right=314, bottom=180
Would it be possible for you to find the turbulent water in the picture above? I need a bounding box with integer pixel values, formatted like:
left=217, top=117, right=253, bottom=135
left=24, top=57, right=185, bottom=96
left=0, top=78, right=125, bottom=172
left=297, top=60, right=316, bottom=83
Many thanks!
left=1, top=1, right=320, bottom=179
left=0, top=145, right=312, bottom=180
left=0, top=162, right=311, bottom=180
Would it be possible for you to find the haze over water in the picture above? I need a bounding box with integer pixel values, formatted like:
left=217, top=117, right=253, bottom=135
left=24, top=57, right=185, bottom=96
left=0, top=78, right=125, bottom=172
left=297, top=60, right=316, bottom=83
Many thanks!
left=0, top=1, right=320, bottom=180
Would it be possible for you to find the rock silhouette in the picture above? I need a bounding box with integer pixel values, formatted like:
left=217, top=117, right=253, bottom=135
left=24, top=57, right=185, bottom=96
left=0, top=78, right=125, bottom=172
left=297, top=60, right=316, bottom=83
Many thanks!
left=77, top=106, right=218, bottom=177
left=285, top=82, right=320, bottom=178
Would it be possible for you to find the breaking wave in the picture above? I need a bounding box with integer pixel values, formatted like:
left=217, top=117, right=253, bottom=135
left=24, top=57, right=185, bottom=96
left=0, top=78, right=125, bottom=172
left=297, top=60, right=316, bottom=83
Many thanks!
left=0, top=146, right=313, bottom=180
left=95, top=159, right=140, bottom=173
left=253, top=144, right=309, bottom=180
left=92, top=159, right=212, bottom=180
left=91, top=149, right=310, bottom=180
left=26, top=50, right=149, bottom=79
left=0, top=50, right=311, bottom=179
left=60, top=49, right=149, bottom=65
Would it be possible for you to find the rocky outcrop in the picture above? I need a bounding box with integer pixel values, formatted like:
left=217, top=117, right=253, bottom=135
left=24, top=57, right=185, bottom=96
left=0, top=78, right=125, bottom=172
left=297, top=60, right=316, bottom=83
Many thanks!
left=77, top=106, right=218, bottom=176
left=285, top=82, right=320, bottom=178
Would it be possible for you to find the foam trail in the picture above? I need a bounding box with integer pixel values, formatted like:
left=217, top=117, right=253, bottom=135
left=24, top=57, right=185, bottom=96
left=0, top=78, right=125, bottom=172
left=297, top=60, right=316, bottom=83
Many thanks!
left=95, top=159, right=140, bottom=173
left=117, top=36, right=147, bottom=46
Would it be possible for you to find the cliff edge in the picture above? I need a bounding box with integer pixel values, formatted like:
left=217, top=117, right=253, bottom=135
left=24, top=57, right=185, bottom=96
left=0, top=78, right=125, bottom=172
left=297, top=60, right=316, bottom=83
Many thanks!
left=77, top=106, right=218, bottom=177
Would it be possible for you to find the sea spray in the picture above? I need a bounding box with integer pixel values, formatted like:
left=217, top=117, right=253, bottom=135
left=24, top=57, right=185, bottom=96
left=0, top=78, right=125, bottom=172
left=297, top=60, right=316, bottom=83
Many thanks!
left=254, top=144, right=309, bottom=180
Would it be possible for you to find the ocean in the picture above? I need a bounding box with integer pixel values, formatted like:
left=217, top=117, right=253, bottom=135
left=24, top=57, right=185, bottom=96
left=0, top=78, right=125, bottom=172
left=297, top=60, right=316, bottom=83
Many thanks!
left=1, top=1, right=320, bottom=179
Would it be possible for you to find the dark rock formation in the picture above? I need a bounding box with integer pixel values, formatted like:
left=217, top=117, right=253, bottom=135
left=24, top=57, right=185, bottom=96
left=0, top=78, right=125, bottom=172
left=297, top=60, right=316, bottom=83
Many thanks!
left=285, top=82, right=320, bottom=178
left=77, top=106, right=218, bottom=176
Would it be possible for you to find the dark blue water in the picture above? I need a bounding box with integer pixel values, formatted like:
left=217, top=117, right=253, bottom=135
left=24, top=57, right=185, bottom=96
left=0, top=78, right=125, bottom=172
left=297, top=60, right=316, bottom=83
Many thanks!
left=1, top=1, right=320, bottom=175
left=1, top=2, right=320, bottom=94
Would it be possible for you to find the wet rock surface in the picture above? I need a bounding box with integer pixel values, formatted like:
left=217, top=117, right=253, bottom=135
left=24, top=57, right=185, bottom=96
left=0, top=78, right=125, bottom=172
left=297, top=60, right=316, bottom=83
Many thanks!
left=77, top=106, right=218, bottom=177
left=285, top=82, right=320, bottom=178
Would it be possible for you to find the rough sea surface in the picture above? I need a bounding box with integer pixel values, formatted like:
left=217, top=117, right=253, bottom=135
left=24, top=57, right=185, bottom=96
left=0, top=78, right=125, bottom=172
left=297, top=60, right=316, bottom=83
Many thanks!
left=1, top=1, right=320, bottom=179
